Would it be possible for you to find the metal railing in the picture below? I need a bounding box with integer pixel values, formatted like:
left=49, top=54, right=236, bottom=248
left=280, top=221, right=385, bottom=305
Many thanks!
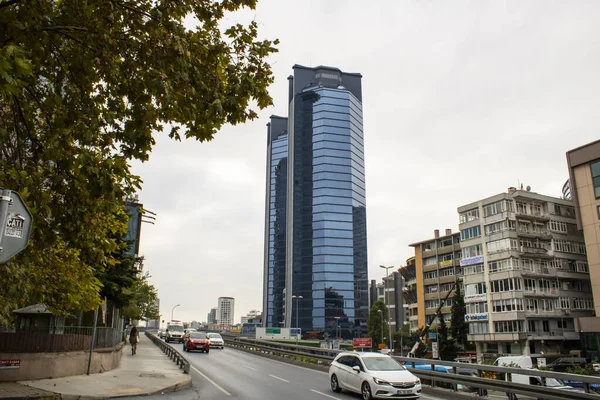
left=0, top=326, right=122, bottom=353
left=145, top=332, right=189, bottom=373
left=223, top=337, right=600, bottom=399
left=397, top=356, right=600, bottom=400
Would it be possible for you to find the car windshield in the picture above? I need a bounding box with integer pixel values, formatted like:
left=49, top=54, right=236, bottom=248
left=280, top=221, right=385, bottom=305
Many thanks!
left=362, top=356, right=405, bottom=371
left=169, top=326, right=184, bottom=332
left=207, top=333, right=222, bottom=339
left=189, top=333, right=207, bottom=339
left=544, top=378, right=564, bottom=387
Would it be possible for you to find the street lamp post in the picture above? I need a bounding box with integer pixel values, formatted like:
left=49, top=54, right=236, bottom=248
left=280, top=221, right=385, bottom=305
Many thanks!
left=379, top=265, right=394, bottom=351
left=171, top=304, right=180, bottom=321
left=292, top=295, right=303, bottom=346
left=377, top=310, right=383, bottom=349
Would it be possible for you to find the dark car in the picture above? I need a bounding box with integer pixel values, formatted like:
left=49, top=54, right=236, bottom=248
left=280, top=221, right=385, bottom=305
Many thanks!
left=183, top=332, right=210, bottom=353
left=548, top=357, right=587, bottom=372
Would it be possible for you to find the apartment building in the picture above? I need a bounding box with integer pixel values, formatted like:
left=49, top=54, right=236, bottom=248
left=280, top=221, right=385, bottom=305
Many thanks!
left=566, top=140, right=600, bottom=359
left=399, top=257, right=418, bottom=332
left=373, top=271, right=407, bottom=334
left=458, top=187, right=594, bottom=358
left=217, top=297, right=235, bottom=328
left=409, top=230, right=462, bottom=331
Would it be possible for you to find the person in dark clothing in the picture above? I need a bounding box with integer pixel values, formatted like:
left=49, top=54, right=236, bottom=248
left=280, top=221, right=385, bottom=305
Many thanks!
left=129, top=326, right=139, bottom=355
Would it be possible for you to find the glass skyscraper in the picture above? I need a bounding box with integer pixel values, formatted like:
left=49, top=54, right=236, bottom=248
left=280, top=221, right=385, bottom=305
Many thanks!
left=263, top=65, right=368, bottom=339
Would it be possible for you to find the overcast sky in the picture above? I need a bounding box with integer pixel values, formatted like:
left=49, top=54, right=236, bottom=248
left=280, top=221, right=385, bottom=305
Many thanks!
left=131, top=0, right=600, bottom=325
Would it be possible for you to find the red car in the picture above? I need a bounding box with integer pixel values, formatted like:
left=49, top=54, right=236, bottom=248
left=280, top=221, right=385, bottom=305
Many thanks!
left=183, top=332, right=210, bottom=353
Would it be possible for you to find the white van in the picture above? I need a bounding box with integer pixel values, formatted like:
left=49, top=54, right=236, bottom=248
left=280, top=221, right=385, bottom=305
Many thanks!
left=495, top=356, right=579, bottom=399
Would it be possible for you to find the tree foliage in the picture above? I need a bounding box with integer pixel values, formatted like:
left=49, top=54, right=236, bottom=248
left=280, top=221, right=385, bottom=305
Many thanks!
left=120, top=272, right=159, bottom=322
left=436, top=311, right=458, bottom=361
left=367, top=300, right=390, bottom=348
left=450, top=281, right=468, bottom=349
left=392, top=323, right=411, bottom=353
left=0, top=0, right=278, bottom=324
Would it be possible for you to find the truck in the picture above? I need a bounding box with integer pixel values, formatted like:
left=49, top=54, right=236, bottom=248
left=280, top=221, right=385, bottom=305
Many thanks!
left=496, top=356, right=581, bottom=400
left=165, top=320, right=185, bottom=343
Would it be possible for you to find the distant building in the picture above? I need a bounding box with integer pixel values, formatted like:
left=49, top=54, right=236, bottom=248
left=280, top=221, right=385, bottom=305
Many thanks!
left=217, top=297, right=235, bottom=328
left=409, top=229, right=461, bottom=331
left=242, top=313, right=263, bottom=338
left=124, top=195, right=143, bottom=258
left=241, top=310, right=261, bottom=325
left=207, top=308, right=217, bottom=325
left=399, top=257, right=418, bottom=332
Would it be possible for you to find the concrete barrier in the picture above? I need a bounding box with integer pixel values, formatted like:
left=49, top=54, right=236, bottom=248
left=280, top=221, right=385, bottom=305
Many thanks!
left=0, top=342, right=124, bottom=382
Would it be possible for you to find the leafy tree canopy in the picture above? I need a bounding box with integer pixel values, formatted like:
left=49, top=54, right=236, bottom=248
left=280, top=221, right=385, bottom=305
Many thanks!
left=120, top=272, right=159, bottom=322
left=0, top=0, right=278, bottom=324
left=367, top=300, right=390, bottom=348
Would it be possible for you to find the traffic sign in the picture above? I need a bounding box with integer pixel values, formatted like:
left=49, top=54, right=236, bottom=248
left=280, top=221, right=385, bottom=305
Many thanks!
left=0, top=189, right=33, bottom=264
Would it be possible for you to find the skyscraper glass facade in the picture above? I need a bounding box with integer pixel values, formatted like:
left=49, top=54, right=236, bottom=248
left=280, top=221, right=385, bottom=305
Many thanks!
left=263, top=65, right=368, bottom=339
left=263, top=116, right=288, bottom=328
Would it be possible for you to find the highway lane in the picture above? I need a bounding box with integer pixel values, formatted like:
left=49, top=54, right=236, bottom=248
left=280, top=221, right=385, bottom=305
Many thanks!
left=156, top=341, right=465, bottom=400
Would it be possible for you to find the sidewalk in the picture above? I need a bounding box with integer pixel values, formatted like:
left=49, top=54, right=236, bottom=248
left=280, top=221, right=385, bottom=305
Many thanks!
left=1, top=333, right=191, bottom=399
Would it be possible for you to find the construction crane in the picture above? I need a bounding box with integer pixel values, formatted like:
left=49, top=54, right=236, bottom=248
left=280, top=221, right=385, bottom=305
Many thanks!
left=408, top=279, right=461, bottom=357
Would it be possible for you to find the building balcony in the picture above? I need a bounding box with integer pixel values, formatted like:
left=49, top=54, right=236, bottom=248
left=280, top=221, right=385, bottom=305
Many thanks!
left=438, top=245, right=454, bottom=255
left=467, top=332, right=528, bottom=342
left=519, top=247, right=552, bottom=258
left=409, top=315, right=419, bottom=322
left=527, top=329, right=579, bottom=341
left=515, top=210, right=550, bottom=221
left=525, top=310, right=564, bottom=318
left=423, top=278, right=438, bottom=286
left=517, top=229, right=553, bottom=240
left=522, top=289, right=559, bottom=298
left=556, top=269, right=590, bottom=279
left=520, top=266, right=556, bottom=277
left=423, top=264, right=439, bottom=273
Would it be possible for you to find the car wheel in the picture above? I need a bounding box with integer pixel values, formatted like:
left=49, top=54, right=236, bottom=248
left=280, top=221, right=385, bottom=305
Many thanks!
left=361, top=382, right=373, bottom=400
left=330, top=374, right=342, bottom=393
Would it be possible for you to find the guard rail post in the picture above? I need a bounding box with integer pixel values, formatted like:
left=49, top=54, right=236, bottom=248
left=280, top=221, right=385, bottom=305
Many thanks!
left=451, top=365, right=457, bottom=392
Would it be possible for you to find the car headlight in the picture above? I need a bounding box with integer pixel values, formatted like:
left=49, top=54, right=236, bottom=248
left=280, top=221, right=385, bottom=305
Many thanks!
left=415, top=378, right=421, bottom=385
left=373, top=377, right=391, bottom=385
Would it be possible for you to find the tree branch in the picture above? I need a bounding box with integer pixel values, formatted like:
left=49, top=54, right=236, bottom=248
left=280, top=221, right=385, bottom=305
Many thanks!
left=38, top=26, right=89, bottom=32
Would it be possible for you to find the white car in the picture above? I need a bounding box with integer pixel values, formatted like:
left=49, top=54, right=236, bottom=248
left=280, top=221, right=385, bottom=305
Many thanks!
left=207, top=333, right=225, bottom=349
left=329, top=352, right=421, bottom=399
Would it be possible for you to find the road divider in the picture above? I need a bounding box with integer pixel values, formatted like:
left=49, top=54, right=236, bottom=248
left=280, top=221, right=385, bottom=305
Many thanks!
left=145, top=332, right=190, bottom=374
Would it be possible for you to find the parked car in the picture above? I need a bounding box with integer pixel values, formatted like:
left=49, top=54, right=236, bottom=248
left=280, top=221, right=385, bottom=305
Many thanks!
left=183, top=332, right=210, bottom=353
left=329, top=352, right=421, bottom=399
left=207, top=333, right=225, bottom=349
left=547, top=357, right=588, bottom=372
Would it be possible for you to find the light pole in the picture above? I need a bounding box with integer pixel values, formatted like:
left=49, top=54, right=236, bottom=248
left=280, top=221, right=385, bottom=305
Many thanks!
left=171, top=304, right=180, bottom=321
left=379, top=265, right=394, bottom=351
left=377, top=310, right=383, bottom=348
left=292, top=295, right=303, bottom=346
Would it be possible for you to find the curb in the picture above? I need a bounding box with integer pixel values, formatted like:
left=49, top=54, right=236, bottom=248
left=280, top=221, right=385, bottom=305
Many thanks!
left=56, top=377, right=193, bottom=400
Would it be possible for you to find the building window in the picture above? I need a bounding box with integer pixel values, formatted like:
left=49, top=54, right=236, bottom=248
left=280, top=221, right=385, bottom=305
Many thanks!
left=466, top=302, right=488, bottom=314
left=558, top=297, right=570, bottom=309
left=469, top=322, right=489, bottom=334
left=424, top=271, right=438, bottom=280
left=488, top=258, right=519, bottom=273
left=460, top=208, right=480, bottom=224
left=553, top=239, right=587, bottom=254
left=483, top=201, right=508, bottom=217
left=591, top=161, right=600, bottom=198
left=461, top=226, right=481, bottom=241
left=490, top=278, right=522, bottom=293
left=486, top=238, right=518, bottom=253
left=494, top=320, right=524, bottom=333
left=464, top=264, right=484, bottom=275
left=465, top=282, right=487, bottom=296
left=548, top=220, right=568, bottom=233
left=423, top=256, right=437, bottom=266
left=492, top=299, right=523, bottom=312
left=463, top=244, right=483, bottom=258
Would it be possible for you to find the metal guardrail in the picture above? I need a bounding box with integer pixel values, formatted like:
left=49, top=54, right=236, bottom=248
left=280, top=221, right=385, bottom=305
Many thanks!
left=145, top=332, right=189, bottom=374
left=224, top=337, right=600, bottom=399
left=225, top=337, right=334, bottom=364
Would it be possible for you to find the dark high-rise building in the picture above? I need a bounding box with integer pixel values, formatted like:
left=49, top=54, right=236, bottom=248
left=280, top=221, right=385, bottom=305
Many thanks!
left=262, top=65, right=368, bottom=339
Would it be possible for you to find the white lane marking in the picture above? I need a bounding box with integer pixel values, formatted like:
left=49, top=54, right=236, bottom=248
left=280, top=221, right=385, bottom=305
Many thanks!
left=269, top=374, right=290, bottom=383
left=190, top=365, right=231, bottom=396
left=243, top=365, right=257, bottom=371
left=229, top=347, right=329, bottom=375
left=310, top=389, right=342, bottom=400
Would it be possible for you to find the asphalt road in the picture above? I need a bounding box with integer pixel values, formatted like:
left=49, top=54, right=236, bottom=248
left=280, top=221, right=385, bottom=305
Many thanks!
left=127, top=341, right=493, bottom=400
